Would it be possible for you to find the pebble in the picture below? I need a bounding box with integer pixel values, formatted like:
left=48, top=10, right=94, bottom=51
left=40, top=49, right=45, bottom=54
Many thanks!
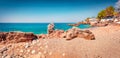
left=49, top=52, right=52, bottom=55
left=40, top=47, right=43, bottom=49
left=62, top=53, right=65, bottom=56
left=43, top=51, right=47, bottom=54
left=0, top=47, right=8, bottom=53
left=41, top=54, right=45, bottom=58
left=20, top=50, right=23, bottom=53
left=25, top=43, right=30, bottom=48
left=27, top=49, right=30, bottom=52
left=5, top=55, right=11, bottom=58
left=38, top=52, right=42, bottom=55
left=32, top=40, right=36, bottom=45
left=37, top=43, right=41, bottom=46
left=36, top=39, right=40, bottom=43
left=38, top=52, right=45, bottom=58
left=31, top=50, right=36, bottom=54
left=45, top=45, right=48, bottom=48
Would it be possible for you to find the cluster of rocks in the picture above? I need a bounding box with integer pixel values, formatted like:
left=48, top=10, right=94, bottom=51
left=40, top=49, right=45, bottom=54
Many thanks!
left=68, top=21, right=89, bottom=26
left=0, top=23, right=95, bottom=44
left=90, top=20, right=110, bottom=27
left=39, top=23, right=95, bottom=40
left=0, top=45, right=25, bottom=58
left=69, top=18, right=120, bottom=27
left=0, top=32, right=37, bottom=44
left=90, top=19, right=120, bottom=27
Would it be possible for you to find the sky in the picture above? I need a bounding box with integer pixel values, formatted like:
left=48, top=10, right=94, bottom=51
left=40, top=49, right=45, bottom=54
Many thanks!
left=0, top=0, right=118, bottom=23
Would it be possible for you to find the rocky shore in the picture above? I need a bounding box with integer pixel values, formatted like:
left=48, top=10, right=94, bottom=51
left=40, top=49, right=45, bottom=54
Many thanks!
left=68, top=18, right=120, bottom=27
left=0, top=24, right=120, bottom=58
left=0, top=32, right=37, bottom=44
left=0, top=23, right=95, bottom=44
left=0, top=23, right=120, bottom=58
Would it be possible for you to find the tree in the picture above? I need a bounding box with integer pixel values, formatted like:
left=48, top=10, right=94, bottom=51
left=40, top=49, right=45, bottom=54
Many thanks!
left=97, top=6, right=115, bottom=19
left=113, top=11, right=119, bottom=17
left=105, top=6, right=114, bottom=16
left=85, top=17, right=90, bottom=23
left=97, top=10, right=106, bottom=19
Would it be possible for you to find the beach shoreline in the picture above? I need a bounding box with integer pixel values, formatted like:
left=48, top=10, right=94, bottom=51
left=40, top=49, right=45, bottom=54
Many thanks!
left=0, top=23, right=120, bottom=58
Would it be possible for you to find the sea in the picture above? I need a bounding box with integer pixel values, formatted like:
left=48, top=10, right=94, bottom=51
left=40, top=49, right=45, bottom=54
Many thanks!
left=0, top=23, right=90, bottom=34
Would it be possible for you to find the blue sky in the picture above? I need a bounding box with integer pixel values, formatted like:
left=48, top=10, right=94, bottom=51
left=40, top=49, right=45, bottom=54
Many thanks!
left=0, top=0, right=118, bottom=23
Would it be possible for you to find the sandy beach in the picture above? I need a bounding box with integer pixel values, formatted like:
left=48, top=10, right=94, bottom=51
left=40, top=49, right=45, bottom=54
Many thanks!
left=0, top=0, right=120, bottom=58
left=0, top=25, right=120, bottom=58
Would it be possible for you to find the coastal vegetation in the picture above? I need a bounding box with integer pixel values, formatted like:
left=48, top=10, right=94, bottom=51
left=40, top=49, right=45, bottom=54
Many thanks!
left=85, top=17, right=90, bottom=23
left=97, top=6, right=115, bottom=19
left=69, top=4, right=120, bottom=27
left=97, top=0, right=120, bottom=20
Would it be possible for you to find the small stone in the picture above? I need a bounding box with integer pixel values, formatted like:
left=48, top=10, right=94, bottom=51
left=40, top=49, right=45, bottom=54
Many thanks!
left=27, top=49, right=30, bottom=52
left=20, top=50, right=23, bottom=53
left=49, top=52, right=52, bottom=55
left=32, top=40, right=36, bottom=45
left=5, top=55, right=11, bottom=58
left=43, top=51, right=47, bottom=54
left=45, top=45, right=48, bottom=48
left=41, top=54, right=45, bottom=58
left=36, top=39, right=39, bottom=43
left=62, top=53, right=65, bottom=56
left=0, top=46, right=8, bottom=54
left=38, top=52, right=42, bottom=55
left=31, top=50, right=36, bottom=54
left=40, top=47, right=43, bottom=49
left=25, top=43, right=30, bottom=48
left=37, top=43, right=41, bottom=46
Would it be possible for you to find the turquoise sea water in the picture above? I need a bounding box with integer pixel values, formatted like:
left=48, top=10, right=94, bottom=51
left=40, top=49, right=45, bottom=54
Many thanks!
left=0, top=23, right=90, bottom=34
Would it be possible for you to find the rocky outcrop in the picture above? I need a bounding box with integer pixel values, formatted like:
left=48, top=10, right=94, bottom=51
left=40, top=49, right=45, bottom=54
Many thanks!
left=68, top=21, right=89, bottom=26
left=48, top=30, right=64, bottom=39
left=63, top=27, right=95, bottom=40
left=40, top=23, right=95, bottom=40
left=90, top=20, right=114, bottom=27
left=0, top=23, right=95, bottom=44
left=0, top=32, right=37, bottom=43
left=38, top=34, right=47, bottom=39
left=47, top=23, right=55, bottom=34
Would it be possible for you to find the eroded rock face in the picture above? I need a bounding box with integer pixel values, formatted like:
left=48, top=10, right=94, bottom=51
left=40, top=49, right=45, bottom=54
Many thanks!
left=0, top=32, right=37, bottom=43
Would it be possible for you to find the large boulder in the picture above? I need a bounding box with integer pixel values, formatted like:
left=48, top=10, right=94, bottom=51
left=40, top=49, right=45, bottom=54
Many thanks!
left=65, top=27, right=95, bottom=40
left=48, top=30, right=64, bottom=39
